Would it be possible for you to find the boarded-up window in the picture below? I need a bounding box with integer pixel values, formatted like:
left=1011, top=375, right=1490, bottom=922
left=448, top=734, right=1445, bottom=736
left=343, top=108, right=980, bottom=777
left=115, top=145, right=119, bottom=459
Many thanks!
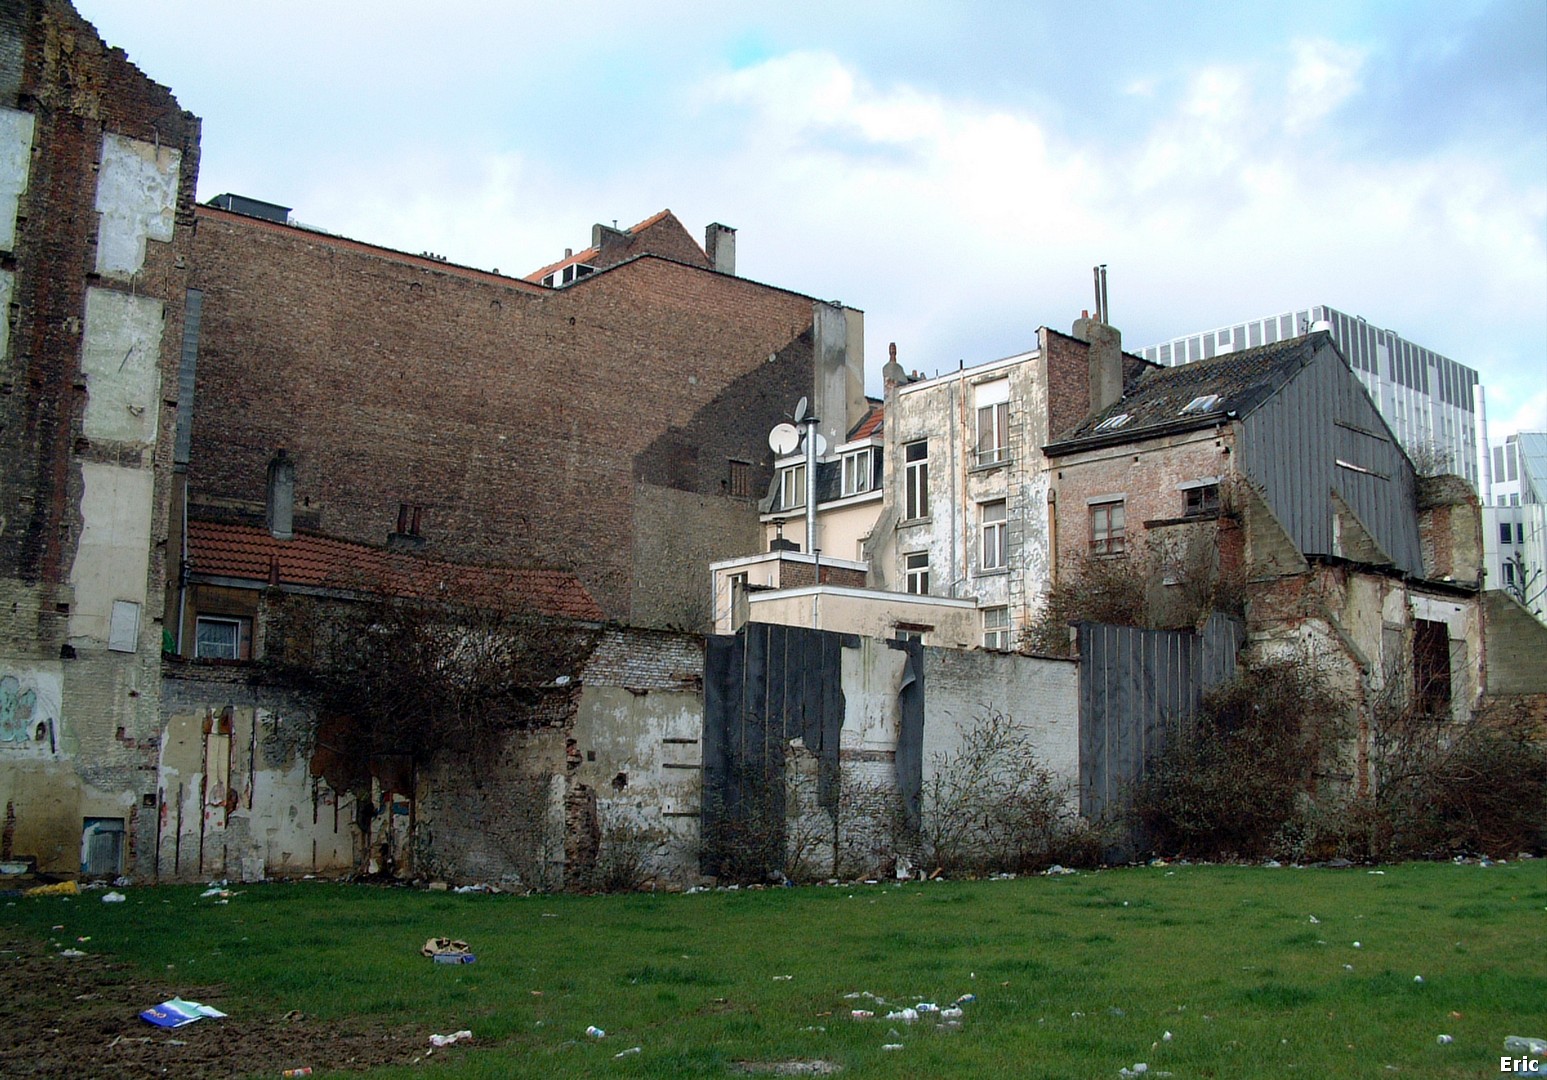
left=728, top=459, right=754, bottom=498
left=108, top=600, right=140, bottom=653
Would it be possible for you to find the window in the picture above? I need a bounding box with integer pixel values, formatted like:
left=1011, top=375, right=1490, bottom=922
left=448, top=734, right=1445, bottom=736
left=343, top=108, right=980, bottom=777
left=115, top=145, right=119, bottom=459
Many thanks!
left=904, top=441, right=929, bottom=519
left=1095, top=413, right=1131, bottom=432
left=975, top=379, right=1009, bottom=466
left=982, top=606, right=1011, bottom=651
left=1501, top=522, right=1515, bottom=546
left=728, top=459, right=754, bottom=498
left=1413, top=619, right=1451, bottom=718
left=842, top=448, right=873, bottom=496
left=1090, top=499, right=1126, bottom=556
left=1503, top=561, right=1517, bottom=587
left=1180, top=394, right=1221, bottom=415
left=1185, top=484, right=1220, bottom=516
left=980, top=500, right=1007, bottom=570
left=904, top=551, right=930, bottom=594
left=895, top=629, right=924, bottom=644
left=194, top=616, right=251, bottom=661
left=778, top=463, right=806, bottom=510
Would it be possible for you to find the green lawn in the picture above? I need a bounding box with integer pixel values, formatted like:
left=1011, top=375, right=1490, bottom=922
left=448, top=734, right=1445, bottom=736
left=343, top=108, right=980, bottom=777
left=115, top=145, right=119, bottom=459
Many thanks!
left=6, top=860, right=1545, bottom=1078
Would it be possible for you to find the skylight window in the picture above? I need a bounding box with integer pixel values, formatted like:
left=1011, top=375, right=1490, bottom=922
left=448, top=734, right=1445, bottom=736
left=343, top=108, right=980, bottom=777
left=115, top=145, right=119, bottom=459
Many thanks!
left=1180, top=394, right=1221, bottom=415
left=1094, top=413, right=1131, bottom=432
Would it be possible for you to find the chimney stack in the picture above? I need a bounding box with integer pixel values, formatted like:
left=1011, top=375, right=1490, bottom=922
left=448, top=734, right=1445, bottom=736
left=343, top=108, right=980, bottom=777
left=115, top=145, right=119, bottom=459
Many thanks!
left=265, top=449, right=294, bottom=540
left=1073, top=264, right=1123, bottom=414
left=882, top=341, right=907, bottom=390
left=705, top=223, right=736, bottom=275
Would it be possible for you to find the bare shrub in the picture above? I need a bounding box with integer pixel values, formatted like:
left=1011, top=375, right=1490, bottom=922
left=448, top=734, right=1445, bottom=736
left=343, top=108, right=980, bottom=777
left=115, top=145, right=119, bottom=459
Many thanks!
left=1134, top=661, right=1346, bottom=860
left=701, top=762, right=786, bottom=884
left=921, top=710, right=1097, bottom=874
left=590, top=817, right=667, bottom=893
left=1371, top=698, right=1547, bottom=858
left=1024, top=510, right=1245, bottom=657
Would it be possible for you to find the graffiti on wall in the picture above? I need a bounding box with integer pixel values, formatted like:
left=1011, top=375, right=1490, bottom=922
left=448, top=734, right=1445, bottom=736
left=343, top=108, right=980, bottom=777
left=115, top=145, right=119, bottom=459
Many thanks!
left=0, top=671, right=60, bottom=749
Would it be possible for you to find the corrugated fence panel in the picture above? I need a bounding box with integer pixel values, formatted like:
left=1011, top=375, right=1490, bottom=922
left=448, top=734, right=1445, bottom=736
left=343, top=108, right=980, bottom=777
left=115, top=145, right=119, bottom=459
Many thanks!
left=1078, top=618, right=1242, bottom=853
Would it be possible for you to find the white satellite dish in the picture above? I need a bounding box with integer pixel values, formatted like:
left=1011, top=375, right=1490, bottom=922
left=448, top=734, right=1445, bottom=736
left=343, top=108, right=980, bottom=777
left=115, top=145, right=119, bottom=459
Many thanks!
left=806, top=431, right=828, bottom=456
left=793, top=396, right=808, bottom=424
left=769, top=423, right=800, bottom=455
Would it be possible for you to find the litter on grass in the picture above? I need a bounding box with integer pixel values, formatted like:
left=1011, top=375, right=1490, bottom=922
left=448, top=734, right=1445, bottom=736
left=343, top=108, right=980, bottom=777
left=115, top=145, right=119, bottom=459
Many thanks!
left=586, top=1025, right=606, bottom=1039
left=429, top=1030, right=472, bottom=1047
left=614, top=1047, right=642, bottom=1058
left=101, top=891, right=126, bottom=903
left=25, top=880, right=78, bottom=897
left=421, top=937, right=474, bottom=963
left=139, top=997, right=228, bottom=1028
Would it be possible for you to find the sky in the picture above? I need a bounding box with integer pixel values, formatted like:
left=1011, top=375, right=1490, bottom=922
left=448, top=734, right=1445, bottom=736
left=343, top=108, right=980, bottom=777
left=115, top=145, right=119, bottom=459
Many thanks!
left=78, top=0, right=1546, bottom=440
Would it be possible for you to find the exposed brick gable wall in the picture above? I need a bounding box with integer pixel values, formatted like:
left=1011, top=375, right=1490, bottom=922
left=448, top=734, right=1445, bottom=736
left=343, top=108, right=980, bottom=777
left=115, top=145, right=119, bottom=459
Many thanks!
left=1, top=0, right=200, bottom=586
left=187, top=214, right=816, bottom=620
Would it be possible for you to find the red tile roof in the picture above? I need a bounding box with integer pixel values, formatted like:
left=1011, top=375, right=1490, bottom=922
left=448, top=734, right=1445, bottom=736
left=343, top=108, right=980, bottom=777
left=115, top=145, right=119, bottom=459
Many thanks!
left=524, top=209, right=688, bottom=283
left=187, top=520, right=603, bottom=621
left=848, top=401, right=884, bottom=441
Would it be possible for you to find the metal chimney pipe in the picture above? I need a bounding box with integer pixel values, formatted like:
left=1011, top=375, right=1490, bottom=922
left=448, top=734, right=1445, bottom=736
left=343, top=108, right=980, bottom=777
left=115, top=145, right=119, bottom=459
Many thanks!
left=803, top=413, right=819, bottom=557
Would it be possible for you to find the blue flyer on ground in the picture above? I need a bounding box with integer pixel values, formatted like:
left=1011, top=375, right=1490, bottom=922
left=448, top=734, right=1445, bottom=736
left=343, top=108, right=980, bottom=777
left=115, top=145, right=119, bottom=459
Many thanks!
left=139, top=997, right=228, bottom=1028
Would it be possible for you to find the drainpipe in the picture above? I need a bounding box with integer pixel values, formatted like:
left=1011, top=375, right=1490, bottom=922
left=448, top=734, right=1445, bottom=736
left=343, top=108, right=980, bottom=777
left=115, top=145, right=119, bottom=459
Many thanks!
left=176, top=473, right=189, bottom=655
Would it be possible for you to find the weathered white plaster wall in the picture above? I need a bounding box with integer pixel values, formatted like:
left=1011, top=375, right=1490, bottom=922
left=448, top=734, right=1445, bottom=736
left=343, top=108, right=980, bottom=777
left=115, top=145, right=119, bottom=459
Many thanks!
left=80, top=287, right=165, bottom=445
left=0, top=664, right=62, bottom=754
left=0, top=106, right=33, bottom=251
left=921, top=646, right=1080, bottom=815
left=68, top=463, right=153, bottom=647
left=571, top=685, right=703, bottom=882
left=94, top=133, right=179, bottom=278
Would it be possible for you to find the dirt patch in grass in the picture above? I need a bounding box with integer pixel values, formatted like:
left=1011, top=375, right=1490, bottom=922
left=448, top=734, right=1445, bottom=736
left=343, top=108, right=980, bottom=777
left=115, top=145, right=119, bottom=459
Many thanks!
left=0, top=938, right=440, bottom=1078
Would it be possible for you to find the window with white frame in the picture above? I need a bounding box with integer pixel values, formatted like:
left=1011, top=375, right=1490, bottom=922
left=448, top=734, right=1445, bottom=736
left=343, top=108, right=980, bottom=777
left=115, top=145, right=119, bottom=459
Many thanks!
left=904, top=441, right=929, bottom=519
left=975, top=378, right=1010, bottom=466
left=980, top=499, right=1007, bottom=570
left=1090, top=499, right=1126, bottom=556
left=904, top=551, right=930, bottom=594
left=982, top=606, right=1011, bottom=650
left=778, top=463, right=806, bottom=510
left=841, top=448, right=873, bottom=496
left=194, top=615, right=251, bottom=660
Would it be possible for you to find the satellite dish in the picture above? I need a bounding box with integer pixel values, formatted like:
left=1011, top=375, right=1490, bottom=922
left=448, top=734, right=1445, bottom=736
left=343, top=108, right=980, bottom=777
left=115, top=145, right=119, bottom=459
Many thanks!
left=793, top=396, right=808, bottom=424
left=806, top=432, right=828, bottom=456
left=769, top=423, right=800, bottom=455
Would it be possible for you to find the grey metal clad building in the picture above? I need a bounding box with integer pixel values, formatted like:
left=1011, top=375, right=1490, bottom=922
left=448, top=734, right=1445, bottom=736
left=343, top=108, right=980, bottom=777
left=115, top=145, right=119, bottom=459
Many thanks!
left=1139, top=305, right=1485, bottom=494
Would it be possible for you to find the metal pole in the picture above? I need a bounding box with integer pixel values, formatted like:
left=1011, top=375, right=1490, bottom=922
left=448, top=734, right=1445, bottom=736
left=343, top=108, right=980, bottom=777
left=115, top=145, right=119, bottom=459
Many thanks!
left=803, top=414, right=819, bottom=557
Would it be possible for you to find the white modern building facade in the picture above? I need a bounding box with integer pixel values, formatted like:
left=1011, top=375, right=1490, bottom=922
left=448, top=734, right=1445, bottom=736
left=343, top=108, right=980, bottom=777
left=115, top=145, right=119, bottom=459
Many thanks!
left=1139, top=306, right=1486, bottom=495
left=1484, top=432, right=1547, bottom=624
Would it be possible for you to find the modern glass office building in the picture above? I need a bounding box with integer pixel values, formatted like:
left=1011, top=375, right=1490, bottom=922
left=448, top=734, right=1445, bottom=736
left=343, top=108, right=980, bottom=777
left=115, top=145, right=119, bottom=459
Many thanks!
left=1139, top=306, right=1486, bottom=494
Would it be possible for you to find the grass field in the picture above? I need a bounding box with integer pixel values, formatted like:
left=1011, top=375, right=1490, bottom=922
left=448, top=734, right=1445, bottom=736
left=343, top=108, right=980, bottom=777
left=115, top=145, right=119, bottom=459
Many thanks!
left=5, top=860, right=1545, bottom=1078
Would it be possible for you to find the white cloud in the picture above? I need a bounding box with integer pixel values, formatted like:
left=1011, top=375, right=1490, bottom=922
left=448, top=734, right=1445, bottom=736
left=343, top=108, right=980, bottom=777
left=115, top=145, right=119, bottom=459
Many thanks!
left=1284, top=39, right=1367, bottom=134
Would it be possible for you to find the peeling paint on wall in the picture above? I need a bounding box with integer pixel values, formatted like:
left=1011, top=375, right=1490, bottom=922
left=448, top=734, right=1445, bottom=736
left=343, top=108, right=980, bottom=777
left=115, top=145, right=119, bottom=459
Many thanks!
left=68, top=463, right=153, bottom=646
left=0, top=270, right=12, bottom=367
left=94, top=132, right=179, bottom=278
left=0, top=106, right=33, bottom=251
left=0, top=667, right=61, bottom=750
left=80, top=287, right=165, bottom=445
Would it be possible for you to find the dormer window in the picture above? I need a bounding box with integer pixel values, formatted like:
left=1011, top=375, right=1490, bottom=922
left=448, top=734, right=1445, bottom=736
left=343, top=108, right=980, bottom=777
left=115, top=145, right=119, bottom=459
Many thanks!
left=841, top=448, right=874, bottom=496
left=778, top=463, right=806, bottom=510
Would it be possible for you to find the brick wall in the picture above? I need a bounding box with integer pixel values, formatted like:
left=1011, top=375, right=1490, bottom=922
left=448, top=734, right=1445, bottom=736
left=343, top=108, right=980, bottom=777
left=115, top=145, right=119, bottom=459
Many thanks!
left=188, top=212, right=817, bottom=620
left=2, top=0, right=199, bottom=589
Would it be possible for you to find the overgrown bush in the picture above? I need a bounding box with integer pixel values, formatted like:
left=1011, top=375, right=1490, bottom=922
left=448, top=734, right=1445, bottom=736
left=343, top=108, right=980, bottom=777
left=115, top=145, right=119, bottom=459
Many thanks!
left=1133, top=662, right=1345, bottom=860
left=922, top=710, right=1105, bottom=873
left=1371, top=699, right=1547, bottom=858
